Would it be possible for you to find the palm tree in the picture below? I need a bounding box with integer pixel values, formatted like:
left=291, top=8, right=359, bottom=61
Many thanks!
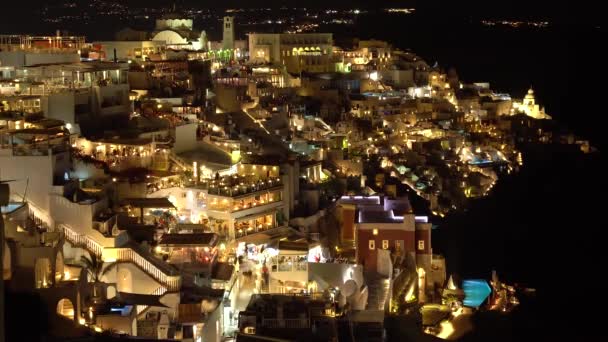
left=80, top=252, right=117, bottom=303
left=80, top=252, right=116, bottom=282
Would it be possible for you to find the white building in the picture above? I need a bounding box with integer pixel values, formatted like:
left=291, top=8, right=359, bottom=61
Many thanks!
left=512, top=88, right=551, bottom=119
left=92, top=40, right=166, bottom=61
left=151, top=14, right=206, bottom=50
left=1, top=61, right=131, bottom=133
left=248, top=33, right=334, bottom=73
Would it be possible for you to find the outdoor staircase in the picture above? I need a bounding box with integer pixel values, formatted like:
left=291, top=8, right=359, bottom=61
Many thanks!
left=116, top=243, right=181, bottom=291
left=168, top=152, right=191, bottom=171
left=364, top=271, right=390, bottom=311
left=61, top=224, right=181, bottom=292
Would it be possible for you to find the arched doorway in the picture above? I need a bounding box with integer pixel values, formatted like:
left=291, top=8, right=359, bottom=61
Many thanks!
left=56, top=298, right=75, bottom=320
left=34, top=258, right=51, bottom=288
left=117, top=267, right=133, bottom=293
left=55, top=252, right=65, bottom=282
left=106, top=285, right=117, bottom=299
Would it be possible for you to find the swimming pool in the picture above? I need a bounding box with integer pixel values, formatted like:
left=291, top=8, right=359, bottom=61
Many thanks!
left=462, top=279, right=492, bottom=307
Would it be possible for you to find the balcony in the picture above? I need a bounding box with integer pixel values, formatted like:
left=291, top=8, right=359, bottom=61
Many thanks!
left=205, top=177, right=283, bottom=198
left=9, top=141, right=68, bottom=156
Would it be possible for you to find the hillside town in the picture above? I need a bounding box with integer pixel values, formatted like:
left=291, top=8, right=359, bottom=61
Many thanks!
left=0, top=11, right=568, bottom=342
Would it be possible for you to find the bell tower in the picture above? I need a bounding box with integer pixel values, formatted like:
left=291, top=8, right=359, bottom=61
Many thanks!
left=222, top=16, right=235, bottom=51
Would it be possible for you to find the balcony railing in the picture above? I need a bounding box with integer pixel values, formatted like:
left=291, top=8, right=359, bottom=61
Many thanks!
left=206, top=178, right=283, bottom=198
left=61, top=224, right=104, bottom=257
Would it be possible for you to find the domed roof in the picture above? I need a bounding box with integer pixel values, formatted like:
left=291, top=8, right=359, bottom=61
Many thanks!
left=527, top=88, right=534, bottom=95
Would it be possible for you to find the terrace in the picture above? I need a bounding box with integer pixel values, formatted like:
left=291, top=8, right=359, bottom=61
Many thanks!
left=0, top=95, right=43, bottom=114
left=203, top=174, right=283, bottom=200
left=3, top=62, right=128, bottom=97
left=0, top=127, right=69, bottom=156
left=72, top=137, right=169, bottom=173
left=234, top=210, right=283, bottom=239
left=157, top=233, right=219, bottom=266
left=0, top=34, right=85, bottom=52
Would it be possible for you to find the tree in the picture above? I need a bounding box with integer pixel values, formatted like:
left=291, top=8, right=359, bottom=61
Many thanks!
left=81, top=252, right=116, bottom=284
left=81, top=252, right=117, bottom=304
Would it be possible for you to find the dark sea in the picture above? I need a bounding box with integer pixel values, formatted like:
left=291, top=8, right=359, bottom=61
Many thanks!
left=337, top=11, right=606, bottom=337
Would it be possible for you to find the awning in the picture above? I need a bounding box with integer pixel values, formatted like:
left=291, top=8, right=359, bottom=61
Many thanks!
left=123, top=197, right=176, bottom=209
left=113, top=292, right=169, bottom=308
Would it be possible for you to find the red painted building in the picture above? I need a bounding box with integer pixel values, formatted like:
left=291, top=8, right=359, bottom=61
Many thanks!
left=355, top=209, right=417, bottom=271
left=339, top=196, right=433, bottom=275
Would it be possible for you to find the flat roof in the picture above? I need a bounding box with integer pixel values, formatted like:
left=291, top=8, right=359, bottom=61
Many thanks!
left=358, top=209, right=409, bottom=224
left=384, top=198, right=412, bottom=215
left=339, top=195, right=381, bottom=206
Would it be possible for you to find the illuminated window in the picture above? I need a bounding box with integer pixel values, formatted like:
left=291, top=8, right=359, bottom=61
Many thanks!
left=369, top=240, right=375, bottom=250
left=395, top=241, right=401, bottom=250
left=418, top=240, right=425, bottom=251
left=382, top=240, right=389, bottom=249
left=373, top=229, right=378, bottom=236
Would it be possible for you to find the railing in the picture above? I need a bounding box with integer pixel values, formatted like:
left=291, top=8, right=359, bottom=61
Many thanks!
left=61, top=224, right=180, bottom=291
left=229, top=196, right=282, bottom=213
left=206, top=179, right=283, bottom=198
left=169, top=152, right=191, bottom=171
left=261, top=318, right=310, bottom=329
left=28, top=209, right=51, bottom=231
left=61, top=224, right=103, bottom=257
left=116, top=247, right=181, bottom=292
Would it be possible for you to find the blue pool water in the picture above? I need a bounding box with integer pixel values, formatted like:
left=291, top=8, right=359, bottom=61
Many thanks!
left=462, top=279, right=492, bottom=307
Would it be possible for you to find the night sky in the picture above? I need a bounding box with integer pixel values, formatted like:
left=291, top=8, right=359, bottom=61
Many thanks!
left=1, top=0, right=583, bottom=20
